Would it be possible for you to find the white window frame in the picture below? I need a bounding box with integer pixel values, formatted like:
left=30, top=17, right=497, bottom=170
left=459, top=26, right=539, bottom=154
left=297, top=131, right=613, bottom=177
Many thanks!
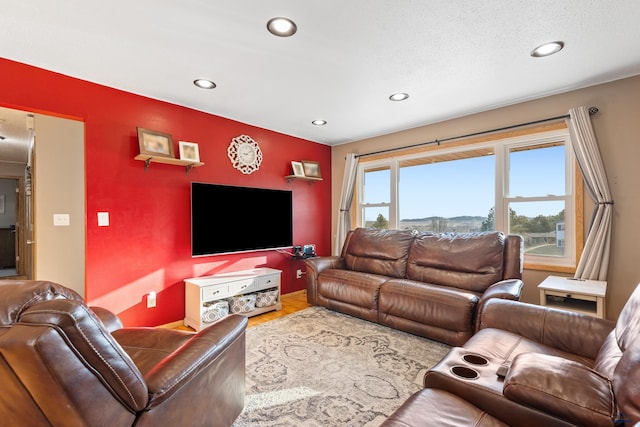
left=357, top=164, right=397, bottom=228
left=356, top=128, right=577, bottom=269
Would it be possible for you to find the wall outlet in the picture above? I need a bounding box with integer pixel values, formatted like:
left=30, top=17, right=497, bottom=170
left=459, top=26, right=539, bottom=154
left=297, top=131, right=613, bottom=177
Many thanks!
left=147, top=291, right=156, bottom=308
left=296, top=269, right=303, bottom=279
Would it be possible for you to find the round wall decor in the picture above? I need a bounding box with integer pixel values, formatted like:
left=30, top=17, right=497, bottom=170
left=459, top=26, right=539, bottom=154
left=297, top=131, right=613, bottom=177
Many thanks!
left=227, top=134, right=263, bottom=174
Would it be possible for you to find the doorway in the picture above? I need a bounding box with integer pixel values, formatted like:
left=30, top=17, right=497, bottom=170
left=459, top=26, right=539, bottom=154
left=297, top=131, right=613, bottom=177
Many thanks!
left=0, top=106, right=33, bottom=279
left=0, top=177, right=30, bottom=278
left=0, top=106, right=85, bottom=294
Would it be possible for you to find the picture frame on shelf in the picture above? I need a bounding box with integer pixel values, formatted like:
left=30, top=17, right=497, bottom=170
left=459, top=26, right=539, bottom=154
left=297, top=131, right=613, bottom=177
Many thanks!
left=291, top=161, right=305, bottom=177
left=301, top=160, right=321, bottom=178
left=137, top=127, right=175, bottom=158
left=179, top=141, right=200, bottom=162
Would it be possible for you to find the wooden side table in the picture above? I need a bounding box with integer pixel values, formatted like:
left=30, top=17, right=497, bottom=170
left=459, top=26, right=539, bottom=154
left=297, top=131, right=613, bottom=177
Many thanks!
left=538, top=275, right=607, bottom=319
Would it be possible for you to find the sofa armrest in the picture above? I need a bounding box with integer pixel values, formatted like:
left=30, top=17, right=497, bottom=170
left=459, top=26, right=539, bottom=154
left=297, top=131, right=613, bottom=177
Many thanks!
left=475, top=279, right=523, bottom=331
left=304, top=256, right=346, bottom=305
left=504, top=353, right=616, bottom=427
left=90, top=306, right=123, bottom=332
left=479, top=299, right=615, bottom=359
left=125, top=314, right=248, bottom=408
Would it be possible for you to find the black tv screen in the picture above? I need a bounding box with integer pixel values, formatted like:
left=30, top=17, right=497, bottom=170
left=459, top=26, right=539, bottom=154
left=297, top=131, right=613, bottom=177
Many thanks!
left=191, top=182, right=293, bottom=256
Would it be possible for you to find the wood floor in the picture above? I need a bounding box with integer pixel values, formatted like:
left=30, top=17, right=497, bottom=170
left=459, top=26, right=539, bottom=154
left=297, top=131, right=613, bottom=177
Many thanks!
left=246, top=289, right=311, bottom=328
left=174, top=290, right=311, bottom=331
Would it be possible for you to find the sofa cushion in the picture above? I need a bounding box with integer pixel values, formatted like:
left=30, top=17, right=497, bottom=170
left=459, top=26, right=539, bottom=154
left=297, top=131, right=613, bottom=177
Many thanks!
left=379, top=279, right=479, bottom=345
left=503, top=353, right=616, bottom=427
left=593, top=331, right=622, bottom=378
left=343, top=228, right=416, bottom=278
left=613, top=282, right=640, bottom=352
left=380, top=388, right=509, bottom=427
left=607, top=283, right=640, bottom=423
left=479, top=299, right=613, bottom=361
left=0, top=280, right=83, bottom=326
left=463, top=327, right=597, bottom=367
left=17, top=299, right=149, bottom=412
left=611, top=336, right=640, bottom=423
left=406, top=232, right=505, bottom=292
left=318, top=269, right=389, bottom=309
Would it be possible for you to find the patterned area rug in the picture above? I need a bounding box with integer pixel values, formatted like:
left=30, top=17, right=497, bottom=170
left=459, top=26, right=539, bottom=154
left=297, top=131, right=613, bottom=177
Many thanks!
left=232, top=306, right=450, bottom=426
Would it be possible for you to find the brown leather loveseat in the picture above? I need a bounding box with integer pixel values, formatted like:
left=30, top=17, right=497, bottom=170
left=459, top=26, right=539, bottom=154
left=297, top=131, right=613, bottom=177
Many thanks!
left=305, top=228, right=524, bottom=346
left=382, top=283, right=640, bottom=426
left=0, top=280, right=247, bottom=427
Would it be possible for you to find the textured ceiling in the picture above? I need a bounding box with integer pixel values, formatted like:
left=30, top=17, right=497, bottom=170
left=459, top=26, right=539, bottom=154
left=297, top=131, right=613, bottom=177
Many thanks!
left=1, top=0, right=640, bottom=155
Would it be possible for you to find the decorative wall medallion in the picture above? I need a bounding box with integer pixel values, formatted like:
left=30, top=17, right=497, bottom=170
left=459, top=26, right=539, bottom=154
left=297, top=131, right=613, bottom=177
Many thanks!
left=227, top=134, right=263, bottom=174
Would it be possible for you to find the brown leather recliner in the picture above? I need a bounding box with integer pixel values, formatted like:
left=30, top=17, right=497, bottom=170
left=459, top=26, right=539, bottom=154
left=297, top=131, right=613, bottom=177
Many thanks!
left=0, top=280, right=247, bottom=427
left=382, top=283, right=640, bottom=426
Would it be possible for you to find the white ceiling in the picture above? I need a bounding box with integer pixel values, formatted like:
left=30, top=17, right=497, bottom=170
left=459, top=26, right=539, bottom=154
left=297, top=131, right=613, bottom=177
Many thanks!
left=2, top=0, right=640, bottom=154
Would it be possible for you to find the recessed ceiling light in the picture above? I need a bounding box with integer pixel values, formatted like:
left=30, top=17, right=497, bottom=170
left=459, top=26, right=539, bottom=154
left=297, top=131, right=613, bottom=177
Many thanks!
left=312, top=119, right=327, bottom=126
left=389, top=93, right=409, bottom=101
left=530, top=41, right=564, bottom=57
left=193, top=79, right=216, bottom=89
left=267, top=17, right=297, bottom=37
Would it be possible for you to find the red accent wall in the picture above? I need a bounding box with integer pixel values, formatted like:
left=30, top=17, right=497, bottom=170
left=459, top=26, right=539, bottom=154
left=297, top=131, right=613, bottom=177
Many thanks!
left=0, top=58, right=331, bottom=326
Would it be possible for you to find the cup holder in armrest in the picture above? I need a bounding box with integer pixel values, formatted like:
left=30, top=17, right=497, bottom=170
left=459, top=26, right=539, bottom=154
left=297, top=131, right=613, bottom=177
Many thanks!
left=462, top=353, right=489, bottom=366
left=450, top=365, right=479, bottom=380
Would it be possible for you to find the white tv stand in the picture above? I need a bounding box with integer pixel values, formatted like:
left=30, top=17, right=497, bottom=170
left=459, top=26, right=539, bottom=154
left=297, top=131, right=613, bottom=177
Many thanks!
left=184, top=267, right=282, bottom=331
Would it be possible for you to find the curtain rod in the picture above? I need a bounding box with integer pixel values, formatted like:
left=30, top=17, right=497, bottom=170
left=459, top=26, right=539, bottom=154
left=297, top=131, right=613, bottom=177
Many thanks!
left=355, top=106, right=599, bottom=159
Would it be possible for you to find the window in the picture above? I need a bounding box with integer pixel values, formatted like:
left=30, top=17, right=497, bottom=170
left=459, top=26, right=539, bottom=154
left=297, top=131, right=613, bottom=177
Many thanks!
left=398, top=148, right=495, bottom=233
left=505, top=141, right=573, bottom=265
left=361, top=166, right=392, bottom=229
left=357, top=128, right=577, bottom=269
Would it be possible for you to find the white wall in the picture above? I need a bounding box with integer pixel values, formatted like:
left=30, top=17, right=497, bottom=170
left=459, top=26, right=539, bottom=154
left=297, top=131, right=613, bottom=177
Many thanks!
left=34, top=114, right=85, bottom=296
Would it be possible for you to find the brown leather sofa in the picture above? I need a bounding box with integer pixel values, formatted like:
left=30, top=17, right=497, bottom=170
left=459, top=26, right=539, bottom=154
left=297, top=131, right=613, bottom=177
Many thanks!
left=0, top=280, right=247, bottom=427
left=305, top=228, right=524, bottom=346
left=381, top=283, right=640, bottom=427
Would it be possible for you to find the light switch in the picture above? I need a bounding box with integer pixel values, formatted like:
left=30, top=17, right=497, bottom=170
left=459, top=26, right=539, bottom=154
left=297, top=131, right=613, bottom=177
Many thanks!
left=98, top=212, right=109, bottom=227
left=53, top=214, right=70, bottom=226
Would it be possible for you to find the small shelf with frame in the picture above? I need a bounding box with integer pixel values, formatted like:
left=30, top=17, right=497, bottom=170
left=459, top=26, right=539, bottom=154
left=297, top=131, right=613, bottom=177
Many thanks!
left=134, top=154, right=204, bottom=175
left=135, top=127, right=204, bottom=174
left=284, top=175, right=323, bottom=184
left=286, top=160, right=322, bottom=184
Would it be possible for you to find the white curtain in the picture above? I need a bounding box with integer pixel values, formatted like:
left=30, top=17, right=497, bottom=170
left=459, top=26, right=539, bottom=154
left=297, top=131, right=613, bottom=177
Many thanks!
left=334, top=153, right=359, bottom=255
left=566, top=106, right=613, bottom=281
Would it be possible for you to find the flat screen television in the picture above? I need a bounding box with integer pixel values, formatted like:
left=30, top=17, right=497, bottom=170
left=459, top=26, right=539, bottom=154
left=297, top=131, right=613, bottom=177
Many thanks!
left=191, top=182, right=293, bottom=256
